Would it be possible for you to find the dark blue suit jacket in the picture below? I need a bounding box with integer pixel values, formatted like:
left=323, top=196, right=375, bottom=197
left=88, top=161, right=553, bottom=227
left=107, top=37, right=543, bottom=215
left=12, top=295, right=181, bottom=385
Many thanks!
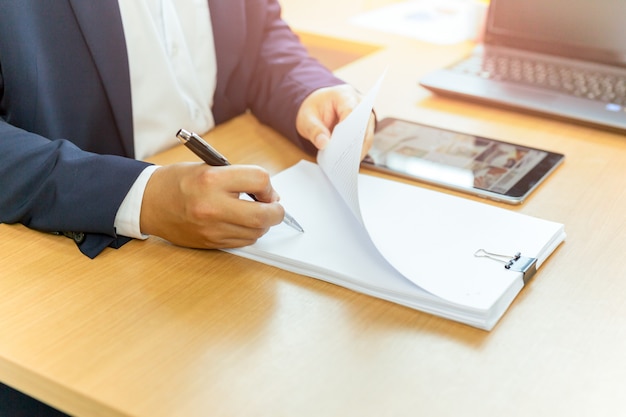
left=0, top=0, right=342, bottom=257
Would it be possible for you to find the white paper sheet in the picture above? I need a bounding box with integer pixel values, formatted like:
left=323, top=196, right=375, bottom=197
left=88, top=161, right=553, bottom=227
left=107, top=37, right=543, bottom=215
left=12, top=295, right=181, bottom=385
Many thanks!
left=226, top=72, right=565, bottom=328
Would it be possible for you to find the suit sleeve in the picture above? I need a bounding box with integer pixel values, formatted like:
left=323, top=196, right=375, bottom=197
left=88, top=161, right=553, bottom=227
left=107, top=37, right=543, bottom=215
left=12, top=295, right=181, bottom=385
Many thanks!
left=250, top=0, right=345, bottom=153
left=211, top=0, right=346, bottom=155
left=0, top=121, right=150, bottom=258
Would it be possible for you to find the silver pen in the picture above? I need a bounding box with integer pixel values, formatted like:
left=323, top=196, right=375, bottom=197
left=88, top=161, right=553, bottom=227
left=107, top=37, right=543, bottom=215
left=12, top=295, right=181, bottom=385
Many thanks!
left=176, top=129, right=304, bottom=233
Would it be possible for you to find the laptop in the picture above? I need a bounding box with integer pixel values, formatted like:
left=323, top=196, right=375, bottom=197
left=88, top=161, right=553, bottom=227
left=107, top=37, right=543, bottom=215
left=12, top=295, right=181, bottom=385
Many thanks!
left=419, top=0, right=626, bottom=132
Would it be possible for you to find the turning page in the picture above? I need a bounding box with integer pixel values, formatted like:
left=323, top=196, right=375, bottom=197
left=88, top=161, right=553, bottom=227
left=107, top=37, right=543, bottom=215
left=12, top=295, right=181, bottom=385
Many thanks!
left=226, top=74, right=565, bottom=330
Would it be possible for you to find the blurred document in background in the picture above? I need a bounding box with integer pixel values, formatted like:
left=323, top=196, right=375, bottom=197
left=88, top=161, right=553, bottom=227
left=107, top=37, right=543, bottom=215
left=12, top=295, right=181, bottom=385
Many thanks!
left=351, top=0, right=487, bottom=44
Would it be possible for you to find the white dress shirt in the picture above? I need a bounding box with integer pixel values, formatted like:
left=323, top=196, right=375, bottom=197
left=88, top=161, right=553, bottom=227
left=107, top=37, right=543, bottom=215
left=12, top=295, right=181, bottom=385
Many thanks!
left=114, top=0, right=217, bottom=239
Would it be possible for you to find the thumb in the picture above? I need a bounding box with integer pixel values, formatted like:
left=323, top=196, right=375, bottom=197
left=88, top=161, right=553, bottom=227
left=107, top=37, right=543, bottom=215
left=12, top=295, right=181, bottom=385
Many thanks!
left=312, top=131, right=331, bottom=150
left=301, top=116, right=332, bottom=150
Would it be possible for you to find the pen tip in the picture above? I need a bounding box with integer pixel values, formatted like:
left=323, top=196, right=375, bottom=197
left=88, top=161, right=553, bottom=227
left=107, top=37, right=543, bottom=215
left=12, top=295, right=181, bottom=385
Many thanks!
left=283, top=212, right=304, bottom=233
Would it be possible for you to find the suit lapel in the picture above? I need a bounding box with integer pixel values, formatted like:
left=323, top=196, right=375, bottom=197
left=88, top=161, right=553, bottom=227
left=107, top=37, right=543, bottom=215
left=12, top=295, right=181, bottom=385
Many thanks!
left=208, top=0, right=246, bottom=96
left=68, top=0, right=135, bottom=157
left=66, top=0, right=247, bottom=157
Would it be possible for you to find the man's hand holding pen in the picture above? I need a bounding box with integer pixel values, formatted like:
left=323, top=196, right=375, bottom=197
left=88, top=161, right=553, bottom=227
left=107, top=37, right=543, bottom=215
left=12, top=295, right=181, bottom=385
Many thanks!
left=140, top=163, right=285, bottom=249
left=137, top=84, right=373, bottom=250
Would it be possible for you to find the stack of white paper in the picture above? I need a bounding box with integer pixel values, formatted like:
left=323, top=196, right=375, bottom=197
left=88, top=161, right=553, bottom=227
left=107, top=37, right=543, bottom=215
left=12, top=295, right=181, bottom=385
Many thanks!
left=226, top=75, right=565, bottom=330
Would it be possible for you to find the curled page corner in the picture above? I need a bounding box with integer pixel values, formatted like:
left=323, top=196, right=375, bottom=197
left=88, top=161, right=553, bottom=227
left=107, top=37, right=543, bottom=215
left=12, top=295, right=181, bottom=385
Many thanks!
left=313, top=68, right=558, bottom=307
left=316, top=70, right=386, bottom=221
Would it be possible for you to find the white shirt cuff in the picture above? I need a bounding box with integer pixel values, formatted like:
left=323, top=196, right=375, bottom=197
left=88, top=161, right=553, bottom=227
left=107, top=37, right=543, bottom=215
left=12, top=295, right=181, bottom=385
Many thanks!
left=114, top=165, right=160, bottom=240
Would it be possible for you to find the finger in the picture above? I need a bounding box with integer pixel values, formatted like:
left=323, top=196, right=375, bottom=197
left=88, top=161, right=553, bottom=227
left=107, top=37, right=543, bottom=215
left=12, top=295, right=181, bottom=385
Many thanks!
left=210, top=165, right=280, bottom=203
left=307, top=118, right=332, bottom=150
left=296, top=84, right=366, bottom=150
left=205, top=198, right=283, bottom=236
left=235, top=198, right=285, bottom=230
left=334, top=91, right=361, bottom=123
left=191, top=218, right=273, bottom=248
left=303, top=95, right=356, bottom=150
left=192, top=165, right=284, bottom=226
left=296, top=104, right=333, bottom=150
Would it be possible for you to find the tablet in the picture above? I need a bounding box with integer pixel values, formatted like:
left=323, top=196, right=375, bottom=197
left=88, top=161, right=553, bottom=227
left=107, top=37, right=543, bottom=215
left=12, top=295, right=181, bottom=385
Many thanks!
left=362, top=117, right=564, bottom=204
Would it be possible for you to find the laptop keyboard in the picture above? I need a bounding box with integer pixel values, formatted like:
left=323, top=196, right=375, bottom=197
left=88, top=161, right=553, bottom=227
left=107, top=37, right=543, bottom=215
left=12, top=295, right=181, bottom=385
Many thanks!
left=451, top=52, right=626, bottom=106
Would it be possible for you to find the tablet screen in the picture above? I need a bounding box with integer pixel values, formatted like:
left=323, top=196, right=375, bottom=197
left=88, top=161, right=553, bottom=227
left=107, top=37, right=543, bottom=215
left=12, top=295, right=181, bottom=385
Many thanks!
left=363, top=118, right=564, bottom=203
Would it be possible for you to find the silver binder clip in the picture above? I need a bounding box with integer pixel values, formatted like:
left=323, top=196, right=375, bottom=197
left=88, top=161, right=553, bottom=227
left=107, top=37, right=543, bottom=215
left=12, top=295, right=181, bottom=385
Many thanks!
left=474, top=249, right=538, bottom=284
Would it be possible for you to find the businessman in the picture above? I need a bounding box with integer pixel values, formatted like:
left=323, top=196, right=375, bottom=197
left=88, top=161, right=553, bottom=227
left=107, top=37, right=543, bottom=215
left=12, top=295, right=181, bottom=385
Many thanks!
left=0, top=0, right=375, bottom=260
left=1, top=0, right=378, bottom=414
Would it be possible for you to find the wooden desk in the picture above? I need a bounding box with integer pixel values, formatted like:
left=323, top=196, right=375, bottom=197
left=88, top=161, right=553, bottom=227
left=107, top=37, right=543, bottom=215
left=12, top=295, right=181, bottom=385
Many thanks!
left=2, top=2, right=626, bottom=416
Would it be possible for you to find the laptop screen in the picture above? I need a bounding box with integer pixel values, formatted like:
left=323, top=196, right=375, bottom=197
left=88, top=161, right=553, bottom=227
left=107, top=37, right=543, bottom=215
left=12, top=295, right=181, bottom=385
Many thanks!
left=485, top=0, right=626, bottom=67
